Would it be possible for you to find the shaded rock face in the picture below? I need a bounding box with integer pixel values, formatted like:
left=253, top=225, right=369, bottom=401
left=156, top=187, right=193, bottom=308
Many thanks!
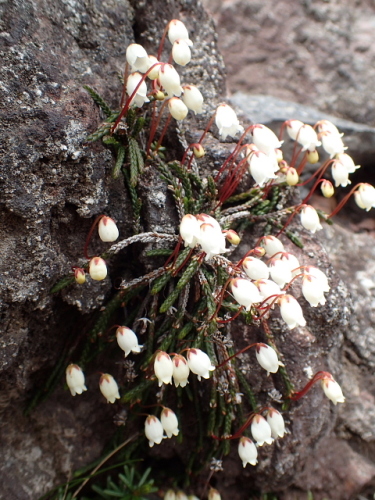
left=0, top=1, right=374, bottom=500
left=203, top=0, right=375, bottom=126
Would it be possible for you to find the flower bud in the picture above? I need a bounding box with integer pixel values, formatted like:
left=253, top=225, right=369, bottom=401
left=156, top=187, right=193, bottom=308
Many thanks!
left=231, top=278, right=262, bottom=311
left=187, top=348, right=215, bottom=381
left=224, top=229, right=241, bottom=245
left=242, top=256, right=269, bottom=280
left=286, top=167, right=299, bottom=186
left=275, top=148, right=283, bottom=162
left=255, top=343, right=282, bottom=374
left=182, top=85, right=204, bottom=114
left=126, top=72, right=150, bottom=108
left=306, top=149, right=319, bottom=163
left=192, top=144, right=205, bottom=158
left=66, top=364, right=87, bottom=396
left=172, top=39, right=191, bottom=66
left=321, top=179, right=334, bottom=198
left=253, top=246, right=266, bottom=258
left=172, top=354, right=190, bottom=387
left=154, top=90, right=165, bottom=100
left=251, top=414, right=274, bottom=446
left=145, top=415, right=164, bottom=447
left=261, top=235, right=284, bottom=258
left=238, top=436, right=258, bottom=467
left=279, top=294, right=306, bottom=329
left=99, top=373, right=120, bottom=403
left=98, top=216, right=119, bottom=242
left=158, top=64, right=182, bottom=97
left=208, top=488, right=221, bottom=500
left=215, top=103, right=244, bottom=141
left=161, top=407, right=179, bottom=438
left=116, top=326, right=143, bottom=357
left=154, top=351, right=173, bottom=387
left=147, top=55, right=160, bottom=79
left=321, top=375, right=345, bottom=405
left=74, top=268, right=86, bottom=284
left=266, top=408, right=285, bottom=438
left=168, top=19, right=192, bottom=45
left=300, top=205, right=322, bottom=233
left=89, top=257, right=107, bottom=281
left=168, top=97, right=189, bottom=121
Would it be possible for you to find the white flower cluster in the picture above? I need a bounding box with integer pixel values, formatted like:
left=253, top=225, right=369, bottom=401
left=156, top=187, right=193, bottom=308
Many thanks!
left=180, top=213, right=228, bottom=260
left=145, top=407, right=179, bottom=447
left=125, top=21, right=204, bottom=121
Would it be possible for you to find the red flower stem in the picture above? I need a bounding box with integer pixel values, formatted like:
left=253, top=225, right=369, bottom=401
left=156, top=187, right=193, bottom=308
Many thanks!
left=164, top=237, right=182, bottom=269
left=327, top=183, right=363, bottom=218
left=154, top=113, right=172, bottom=153
left=216, top=305, right=244, bottom=324
left=157, top=23, right=169, bottom=60
left=275, top=204, right=302, bottom=237
left=83, top=214, right=104, bottom=260
left=301, top=159, right=335, bottom=204
left=289, top=371, right=332, bottom=400
left=216, top=342, right=258, bottom=369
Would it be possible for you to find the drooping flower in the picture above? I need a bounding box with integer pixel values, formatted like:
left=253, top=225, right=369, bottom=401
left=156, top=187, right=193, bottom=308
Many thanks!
left=161, top=408, right=179, bottom=438
left=172, top=39, right=191, bottom=66
left=355, top=183, right=375, bottom=211
left=126, top=72, right=150, bottom=108
left=280, top=252, right=300, bottom=277
left=279, top=294, right=306, bottom=329
left=215, top=103, right=244, bottom=141
left=316, top=119, right=343, bottom=137
left=116, top=326, right=143, bottom=357
left=145, top=415, right=165, bottom=447
left=268, top=258, right=293, bottom=288
left=154, top=351, right=174, bottom=387
left=266, top=408, right=285, bottom=438
left=286, top=120, right=321, bottom=151
left=187, top=348, right=215, bottom=381
left=255, top=279, right=283, bottom=307
left=99, top=374, right=120, bottom=403
left=238, top=436, right=258, bottom=467
left=181, top=85, right=204, bottom=114
left=66, top=364, right=87, bottom=396
left=321, top=375, right=345, bottom=405
left=126, top=43, right=150, bottom=73
left=320, top=130, right=347, bottom=158
left=335, top=153, right=360, bottom=174
left=198, top=223, right=226, bottom=261
left=168, top=20, right=192, bottom=46
left=251, top=414, right=274, bottom=446
left=247, top=149, right=278, bottom=187
left=158, top=64, right=183, bottom=97
left=146, top=55, right=160, bottom=80
left=168, top=97, right=189, bottom=121
left=251, top=124, right=282, bottom=155
left=231, top=278, right=262, bottom=311
left=172, top=354, right=190, bottom=387
left=331, top=160, right=351, bottom=188
left=261, top=235, right=285, bottom=258
left=98, top=216, right=119, bottom=242
left=300, top=205, right=323, bottom=233
left=302, top=274, right=326, bottom=307
left=255, top=343, right=282, bottom=374
left=242, top=256, right=269, bottom=280
left=89, top=257, right=107, bottom=281
left=304, top=265, right=330, bottom=292
left=179, top=214, right=200, bottom=248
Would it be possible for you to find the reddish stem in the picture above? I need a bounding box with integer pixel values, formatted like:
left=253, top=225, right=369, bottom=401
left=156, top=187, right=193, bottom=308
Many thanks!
left=84, top=214, right=104, bottom=260
left=327, top=183, right=363, bottom=219
left=289, top=371, right=332, bottom=400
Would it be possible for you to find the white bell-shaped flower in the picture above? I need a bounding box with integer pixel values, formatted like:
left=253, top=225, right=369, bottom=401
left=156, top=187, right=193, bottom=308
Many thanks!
left=187, top=348, right=215, bottom=381
left=320, top=130, right=347, bottom=158
left=302, top=274, right=326, bottom=307
left=198, top=223, right=226, bottom=261
left=98, top=216, right=119, bottom=242
left=168, top=97, right=189, bottom=121
left=116, top=326, right=143, bottom=357
left=147, top=55, right=160, bottom=80
left=261, top=235, right=285, bottom=258
left=99, top=374, right=120, bottom=403
left=251, top=124, right=282, bottom=155
left=255, top=279, right=283, bottom=307
left=242, top=256, right=269, bottom=280
left=304, top=265, right=329, bottom=292
left=266, top=408, right=285, bottom=438
left=126, top=72, right=150, bottom=108
left=251, top=414, right=274, bottom=446
left=300, top=205, right=323, bottom=233
left=316, top=119, right=343, bottom=137
left=269, top=258, right=293, bottom=288
left=161, top=407, right=179, bottom=438
left=321, top=376, right=345, bottom=405
left=208, top=488, right=221, bottom=500
left=164, top=490, right=176, bottom=500
left=231, top=278, right=262, bottom=311
left=145, top=415, right=165, bottom=447
left=182, top=85, right=204, bottom=114
left=280, top=252, right=301, bottom=277
left=158, top=64, right=183, bottom=97
left=180, top=214, right=200, bottom=248
left=248, top=150, right=278, bottom=187
left=355, top=183, right=375, bottom=211
left=255, top=343, right=282, bottom=374
left=196, top=213, right=221, bottom=232
left=172, top=39, right=191, bottom=66
left=215, top=103, right=244, bottom=141
left=238, top=436, right=258, bottom=467
left=172, top=354, right=190, bottom=387
left=89, top=257, right=107, bottom=281
left=279, top=294, right=306, bottom=329
left=126, top=43, right=150, bottom=73
left=168, top=20, right=192, bottom=46
left=335, top=153, right=360, bottom=174
left=286, top=120, right=321, bottom=151
left=154, top=351, right=173, bottom=387
left=66, top=364, right=87, bottom=396
left=331, top=160, right=351, bottom=188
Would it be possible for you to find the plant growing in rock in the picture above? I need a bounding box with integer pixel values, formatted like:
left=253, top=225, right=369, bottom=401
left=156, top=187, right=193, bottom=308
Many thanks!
left=42, top=18, right=375, bottom=500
